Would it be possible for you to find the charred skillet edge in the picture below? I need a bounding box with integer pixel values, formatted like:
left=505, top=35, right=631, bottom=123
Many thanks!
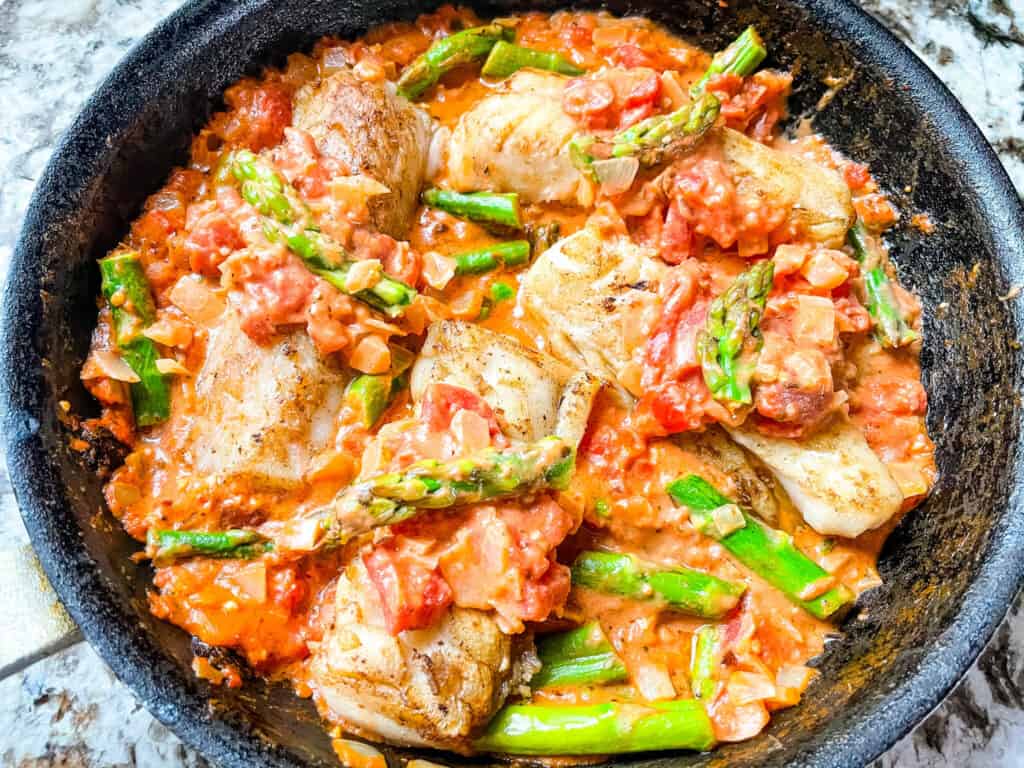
left=1, top=0, right=1023, bottom=766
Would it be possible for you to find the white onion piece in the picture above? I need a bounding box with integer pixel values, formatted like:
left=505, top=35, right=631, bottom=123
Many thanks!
left=83, top=350, right=140, bottom=383
left=421, top=251, right=457, bottom=290
left=156, top=358, right=190, bottom=376
left=170, top=276, right=225, bottom=326
left=634, top=662, right=676, bottom=701
left=711, top=503, right=746, bottom=537
left=228, top=561, right=266, bottom=604
left=593, top=156, right=639, bottom=196
left=727, top=670, right=777, bottom=705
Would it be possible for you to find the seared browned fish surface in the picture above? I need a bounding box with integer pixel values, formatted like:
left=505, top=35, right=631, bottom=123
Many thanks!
left=294, top=70, right=433, bottom=238
left=411, top=320, right=600, bottom=446
left=309, top=558, right=538, bottom=753
left=445, top=71, right=593, bottom=206
left=520, top=225, right=666, bottom=388
left=187, top=310, right=347, bottom=491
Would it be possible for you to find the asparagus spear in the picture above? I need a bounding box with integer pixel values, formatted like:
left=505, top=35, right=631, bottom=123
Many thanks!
left=147, top=529, right=272, bottom=567
left=847, top=220, right=918, bottom=348
left=697, top=260, right=774, bottom=411
left=690, top=625, right=723, bottom=701
left=227, top=152, right=417, bottom=317
left=475, top=700, right=717, bottom=754
left=314, top=435, right=576, bottom=548
left=397, top=23, right=515, bottom=100
left=571, top=550, right=745, bottom=619
left=422, top=188, right=522, bottom=230
left=610, top=92, right=722, bottom=167
left=690, top=26, right=768, bottom=97
left=666, top=475, right=855, bottom=620
left=452, top=240, right=531, bottom=275
left=482, top=41, right=584, bottom=78
left=98, top=252, right=171, bottom=426
left=571, top=94, right=721, bottom=176
left=531, top=622, right=628, bottom=689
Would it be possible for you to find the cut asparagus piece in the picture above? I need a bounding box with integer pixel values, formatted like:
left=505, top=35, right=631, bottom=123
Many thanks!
left=397, top=23, right=515, bottom=100
left=697, top=260, right=774, bottom=411
left=690, top=625, right=723, bottom=701
left=452, top=240, right=531, bottom=275
left=666, top=475, right=855, bottom=620
left=690, top=26, right=768, bottom=97
left=610, top=92, right=722, bottom=167
left=571, top=550, right=745, bottom=619
left=475, top=700, right=717, bottom=754
left=147, top=529, right=272, bottom=567
left=482, top=41, right=584, bottom=78
left=346, top=375, right=392, bottom=428
left=531, top=622, right=628, bottom=689
left=422, top=188, right=522, bottom=230
left=227, top=152, right=417, bottom=317
left=98, top=252, right=171, bottom=426
left=312, top=435, right=576, bottom=548
left=847, top=220, right=918, bottom=348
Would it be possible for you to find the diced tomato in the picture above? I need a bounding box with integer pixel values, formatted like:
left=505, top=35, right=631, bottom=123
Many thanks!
left=563, top=78, right=615, bottom=117
left=708, top=70, right=792, bottom=143
left=223, top=81, right=293, bottom=151
left=421, top=383, right=502, bottom=438
left=640, top=374, right=717, bottom=434
left=363, top=539, right=453, bottom=635
left=612, top=43, right=656, bottom=68
left=659, top=197, right=695, bottom=264
left=843, top=162, right=872, bottom=191
left=184, top=203, right=245, bottom=276
left=269, top=566, right=307, bottom=614
left=624, top=73, right=661, bottom=107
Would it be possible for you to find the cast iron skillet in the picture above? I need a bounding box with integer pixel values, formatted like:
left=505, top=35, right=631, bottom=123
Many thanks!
left=2, top=0, right=1023, bottom=765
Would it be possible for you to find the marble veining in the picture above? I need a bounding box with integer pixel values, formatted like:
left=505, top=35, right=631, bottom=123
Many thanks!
left=0, top=1, right=1020, bottom=766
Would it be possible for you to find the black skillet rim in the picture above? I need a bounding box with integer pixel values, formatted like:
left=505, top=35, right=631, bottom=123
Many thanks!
left=2, top=0, right=1023, bottom=766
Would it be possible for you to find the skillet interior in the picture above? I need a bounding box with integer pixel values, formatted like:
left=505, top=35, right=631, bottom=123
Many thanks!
left=2, top=0, right=1023, bottom=766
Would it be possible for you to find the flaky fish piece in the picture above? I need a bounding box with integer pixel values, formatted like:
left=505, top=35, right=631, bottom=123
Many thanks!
left=410, top=320, right=601, bottom=446
left=712, top=128, right=855, bottom=247
left=187, top=309, right=346, bottom=491
left=293, top=70, right=433, bottom=238
left=727, top=418, right=903, bottom=538
left=309, top=558, right=538, bottom=753
left=520, top=225, right=666, bottom=386
left=445, top=71, right=592, bottom=206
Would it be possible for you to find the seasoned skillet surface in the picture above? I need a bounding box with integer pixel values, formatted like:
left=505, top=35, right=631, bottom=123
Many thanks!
left=1, top=1, right=1022, bottom=767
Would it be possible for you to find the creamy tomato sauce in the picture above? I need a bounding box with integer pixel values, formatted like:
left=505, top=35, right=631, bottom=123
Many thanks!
left=79, top=5, right=935, bottom=756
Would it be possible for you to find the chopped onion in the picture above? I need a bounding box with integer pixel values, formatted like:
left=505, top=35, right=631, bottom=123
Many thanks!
left=169, top=275, right=225, bottom=326
left=711, top=503, right=746, bottom=537
left=331, top=738, right=386, bottom=768
left=421, top=251, right=457, bottom=291
left=797, top=574, right=837, bottom=600
left=83, top=350, right=140, bottom=383
left=634, top=662, right=676, bottom=701
left=450, top=409, right=492, bottom=455
left=727, top=670, right=777, bottom=705
left=322, top=47, right=350, bottom=72
left=143, top=317, right=193, bottom=348
left=592, top=156, right=639, bottom=196
left=344, top=259, right=383, bottom=293
left=229, top=561, right=266, bottom=604
left=276, top=517, right=325, bottom=552
left=155, top=358, right=190, bottom=376
left=794, top=294, right=836, bottom=346
left=660, top=71, right=688, bottom=109
left=776, top=665, right=814, bottom=690
left=349, top=335, right=392, bottom=374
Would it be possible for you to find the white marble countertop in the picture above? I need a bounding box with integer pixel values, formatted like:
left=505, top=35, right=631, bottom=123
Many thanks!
left=0, top=1, right=1020, bottom=765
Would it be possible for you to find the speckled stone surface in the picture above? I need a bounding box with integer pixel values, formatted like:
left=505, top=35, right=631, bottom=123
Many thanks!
left=0, top=1, right=1020, bottom=766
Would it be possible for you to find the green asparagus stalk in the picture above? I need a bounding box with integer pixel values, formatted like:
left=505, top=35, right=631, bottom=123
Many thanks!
left=422, top=188, right=522, bottom=229
left=314, top=435, right=576, bottom=548
left=531, top=622, right=628, bottom=689
left=152, top=436, right=576, bottom=561
left=482, top=41, right=584, bottom=78
left=397, top=23, right=515, bottom=100
left=610, top=92, right=722, bottom=167
left=847, top=220, right=918, bottom=348
left=227, top=152, right=417, bottom=317
left=475, top=700, right=717, bottom=754
left=452, top=240, right=531, bottom=275
left=697, top=260, right=774, bottom=411
left=690, top=26, right=768, bottom=97
left=147, top=529, right=272, bottom=567
left=666, top=475, right=855, bottom=620
left=690, top=625, right=723, bottom=701
left=98, top=252, right=171, bottom=426
left=571, top=94, right=721, bottom=176
left=571, top=550, right=745, bottom=619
